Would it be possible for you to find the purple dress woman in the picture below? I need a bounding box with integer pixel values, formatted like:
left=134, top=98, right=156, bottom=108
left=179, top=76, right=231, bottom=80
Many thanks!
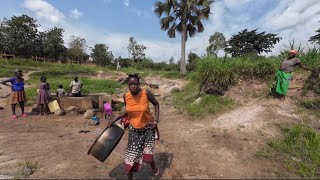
left=37, top=82, right=50, bottom=105
left=37, top=76, right=50, bottom=115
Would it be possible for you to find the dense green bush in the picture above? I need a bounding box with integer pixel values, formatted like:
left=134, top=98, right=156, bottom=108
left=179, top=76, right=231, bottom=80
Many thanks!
left=197, top=56, right=281, bottom=92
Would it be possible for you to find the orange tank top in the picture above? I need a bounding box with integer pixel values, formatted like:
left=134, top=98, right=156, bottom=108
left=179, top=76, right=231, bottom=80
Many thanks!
left=125, top=89, right=153, bottom=128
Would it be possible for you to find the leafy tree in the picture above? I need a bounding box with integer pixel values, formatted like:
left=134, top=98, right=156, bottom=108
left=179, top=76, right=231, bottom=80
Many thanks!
left=44, top=27, right=66, bottom=61
left=34, top=31, right=46, bottom=57
left=68, top=35, right=87, bottom=64
left=225, top=29, right=281, bottom=57
left=187, top=51, right=200, bottom=71
left=309, top=28, right=320, bottom=45
left=206, top=32, right=226, bottom=56
left=187, top=51, right=200, bottom=64
left=127, top=37, right=146, bottom=64
left=169, top=56, right=175, bottom=64
left=2, top=15, right=39, bottom=57
left=154, top=0, right=213, bottom=75
left=0, top=20, right=4, bottom=53
left=118, top=57, right=131, bottom=68
left=91, top=44, right=114, bottom=66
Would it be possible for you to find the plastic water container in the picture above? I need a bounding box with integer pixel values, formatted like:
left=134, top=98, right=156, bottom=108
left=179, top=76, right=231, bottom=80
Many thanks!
left=48, top=100, right=60, bottom=113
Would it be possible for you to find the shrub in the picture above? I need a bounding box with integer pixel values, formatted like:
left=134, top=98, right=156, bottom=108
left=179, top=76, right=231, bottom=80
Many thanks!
left=197, top=56, right=280, bottom=93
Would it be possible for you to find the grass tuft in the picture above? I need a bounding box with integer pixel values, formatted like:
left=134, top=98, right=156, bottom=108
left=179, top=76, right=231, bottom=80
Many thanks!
left=268, top=125, right=320, bottom=178
left=15, top=160, right=39, bottom=179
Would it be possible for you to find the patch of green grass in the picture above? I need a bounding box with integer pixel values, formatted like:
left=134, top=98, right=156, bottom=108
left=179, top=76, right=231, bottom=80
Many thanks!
left=300, top=99, right=320, bottom=111
left=268, top=125, right=320, bottom=178
left=173, top=82, right=237, bottom=117
left=0, top=58, right=106, bottom=77
left=25, top=87, right=38, bottom=105
left=160, top=71, right=181, bottom=79
left=256, top=148, right=273, bottom=158
left=0, top=59, right=40, bottom=77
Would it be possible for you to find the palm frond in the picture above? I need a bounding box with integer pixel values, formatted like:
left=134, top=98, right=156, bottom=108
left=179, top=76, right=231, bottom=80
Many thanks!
left=187, top=23, right=197, bottom=37
left=176, top=22, right=182, bottom=32
left=154, top=2, right=166, bottom=17
left=160, top=16, right=174, bottom=30
left=167, top=23, right=176, bottom=38
left=197, top=21, right=204, bottom=33
left=201, top=7, right=211, bottom=19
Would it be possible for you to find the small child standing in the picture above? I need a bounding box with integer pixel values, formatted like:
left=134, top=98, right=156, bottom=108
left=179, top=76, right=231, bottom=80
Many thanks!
left=102, top=101, right=112, bottom=121
left=56, top=84, right=66, bottom=97
left=37, top=76, right=50, bottom=115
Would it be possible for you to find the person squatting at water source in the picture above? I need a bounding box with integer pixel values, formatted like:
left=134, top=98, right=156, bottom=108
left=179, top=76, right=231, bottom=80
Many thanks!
left=0, top=69, right=27, bottom=119
left=107, top=74, right=160, bottom=180
left=276, top=49, right=312, bottom=101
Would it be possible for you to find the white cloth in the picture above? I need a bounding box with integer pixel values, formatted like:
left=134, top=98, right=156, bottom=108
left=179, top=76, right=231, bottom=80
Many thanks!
left=70, top=80, right=83, bottom=93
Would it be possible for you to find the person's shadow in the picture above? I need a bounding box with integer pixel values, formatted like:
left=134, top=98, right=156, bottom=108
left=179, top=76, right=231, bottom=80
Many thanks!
left=109, top=152, right=173, bottom=179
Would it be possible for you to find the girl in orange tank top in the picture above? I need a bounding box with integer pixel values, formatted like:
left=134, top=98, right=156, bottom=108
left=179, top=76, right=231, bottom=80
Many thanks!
left=109, top=74, right=160, bottom=180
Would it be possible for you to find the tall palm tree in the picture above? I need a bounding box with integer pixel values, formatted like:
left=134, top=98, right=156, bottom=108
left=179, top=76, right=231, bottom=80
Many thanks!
left=154, top=0, right=213, bottom=75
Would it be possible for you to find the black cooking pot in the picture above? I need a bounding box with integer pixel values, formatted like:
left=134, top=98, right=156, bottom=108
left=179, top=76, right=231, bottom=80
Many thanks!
left=87, top=123, right=125, bottom=162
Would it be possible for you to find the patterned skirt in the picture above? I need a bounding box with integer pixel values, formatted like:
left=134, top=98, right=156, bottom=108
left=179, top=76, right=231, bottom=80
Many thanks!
left=124, top=125, right=156, bottom=175
left=11, top=91, right=26, bottom=104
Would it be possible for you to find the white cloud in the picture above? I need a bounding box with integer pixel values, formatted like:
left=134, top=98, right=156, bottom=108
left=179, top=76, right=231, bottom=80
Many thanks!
left=23, top=0, right=65, bottom=24
left=224, top=0, right=252, bottom=8
left=174, top=0, right=320, bottom=58
left=124, top=0, right=130, bottom=7
left=69, top=8, right=83, bottom=19
left=260, top=0, right=320, bottom=53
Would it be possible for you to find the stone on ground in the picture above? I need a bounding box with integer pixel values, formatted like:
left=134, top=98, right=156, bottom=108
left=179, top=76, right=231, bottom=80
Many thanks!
left=54, top=109, right=65, bottom=116
left=83, top=109, right=94, bottom=119
left=65, top=106, right=80, bottom=115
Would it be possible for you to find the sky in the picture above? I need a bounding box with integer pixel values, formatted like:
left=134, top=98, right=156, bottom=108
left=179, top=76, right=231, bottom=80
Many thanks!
left=0, top=0, right=319, bottom=62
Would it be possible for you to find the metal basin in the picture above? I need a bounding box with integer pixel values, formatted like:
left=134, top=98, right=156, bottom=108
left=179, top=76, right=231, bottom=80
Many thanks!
left=88, top=123, right=125, bottom=162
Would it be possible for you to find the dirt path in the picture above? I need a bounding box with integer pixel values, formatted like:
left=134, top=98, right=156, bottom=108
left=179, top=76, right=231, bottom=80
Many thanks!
left=0, top=74, right=303, bottom=179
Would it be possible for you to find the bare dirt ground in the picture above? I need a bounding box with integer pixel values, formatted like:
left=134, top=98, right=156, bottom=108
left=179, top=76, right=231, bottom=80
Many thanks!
left=0, top=73, right=312, bottom=179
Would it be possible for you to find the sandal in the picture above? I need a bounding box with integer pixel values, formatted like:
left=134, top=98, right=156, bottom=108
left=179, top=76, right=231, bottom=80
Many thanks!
left=153, top=168, right=160, bottom=176
left=12, top=115, right=17, bottom=119
left=22, top=113, right=28, bottom=117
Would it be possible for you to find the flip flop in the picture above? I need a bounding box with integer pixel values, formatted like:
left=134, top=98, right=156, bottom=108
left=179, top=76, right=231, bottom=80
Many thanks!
left=22, top=113, right=28, bottom=117
left=153, top=168, right=160, bottom=176
left=12, top=115, right=17, bottom=119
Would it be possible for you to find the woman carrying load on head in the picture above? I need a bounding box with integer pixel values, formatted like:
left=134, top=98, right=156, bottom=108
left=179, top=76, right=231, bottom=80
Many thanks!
left=276, top=49, right=312, bottom=101
left=108, top=74, right=160, bottom=180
